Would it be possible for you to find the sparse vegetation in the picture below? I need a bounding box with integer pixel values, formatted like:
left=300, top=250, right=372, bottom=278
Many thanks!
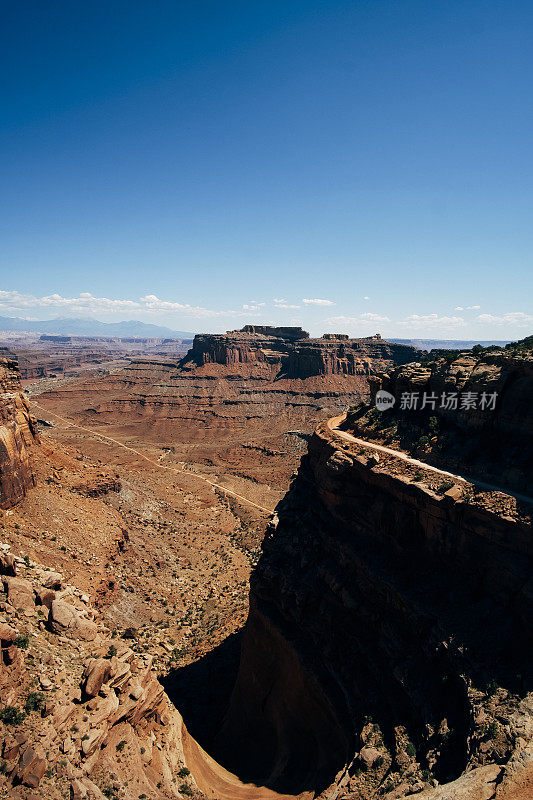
left=13, top=633, right=30, bottom=649
left=405, top=742, right=416, bottom=758
left=437, top=480, right=455, bottom=494
left=0, top=705, right=26, bottom=724
left=25, top=691, right=45, bottom=712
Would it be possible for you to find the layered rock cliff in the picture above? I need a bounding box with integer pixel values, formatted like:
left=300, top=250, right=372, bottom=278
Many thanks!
left=186, top=327, right=417, bottom=375
left=347, top=341, right=533, bottom=495
left=0, top=357, right=38, bottom=508
left=207, top=416, right=532, bottom=799
left=34, top=327, right=417, bottom=492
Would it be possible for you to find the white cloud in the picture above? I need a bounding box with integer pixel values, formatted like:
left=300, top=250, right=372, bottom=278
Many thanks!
left=397, top=314, right=466, bottom=331
left=477, top=312, right=533, bottom=327
left=273, top=298, right=286, bottom=304
left=360, top=312, right=391, bottom=323
left=274, top=303, right=300, bottom=309
left=363, top=296, right=370, bottom=301
left=323, top=313, right=390, bottom=331
left=455, top=306, right=464, bottom=311
left=0, top=290, right=256, bottom=320
left=466, top=304, right=480, bottom=310
left=302, top=298, right=335, bottom=306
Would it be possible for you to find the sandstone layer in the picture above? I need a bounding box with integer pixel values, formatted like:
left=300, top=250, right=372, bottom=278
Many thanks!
left=34, top=327, right=417, bottom=491
left=0, top=357, right=38, bottom=509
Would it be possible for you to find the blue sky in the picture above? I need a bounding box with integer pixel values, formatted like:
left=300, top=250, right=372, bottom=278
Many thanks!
left=1, top=0, right=532, bottom=338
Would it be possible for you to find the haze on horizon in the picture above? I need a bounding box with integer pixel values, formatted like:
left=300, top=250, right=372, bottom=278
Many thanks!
left=1, top=1, right=532, bottom=340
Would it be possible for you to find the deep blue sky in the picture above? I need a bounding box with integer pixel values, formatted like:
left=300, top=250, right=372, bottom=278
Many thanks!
left=1, top=0, right=532, bottom=337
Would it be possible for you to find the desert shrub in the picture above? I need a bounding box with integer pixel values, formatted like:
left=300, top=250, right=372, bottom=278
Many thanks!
left=405, top=742, right=416, bottom=758
left=14, top=633, right=30, bottom=649
left=0, top=705, right=26, bottom=724
left=178, top=767, right=190, bottom=777
left=437, top=480, right=454, bottom=494
left=25, top=691, right=45, bottom=712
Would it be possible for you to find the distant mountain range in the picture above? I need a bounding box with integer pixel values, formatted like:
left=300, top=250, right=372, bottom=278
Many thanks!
left=0, top=315, right=195, bottom=339
left=389, top=338, right=511, bottom=351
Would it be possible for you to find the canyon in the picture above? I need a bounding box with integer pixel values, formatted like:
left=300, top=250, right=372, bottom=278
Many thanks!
left=0, top=331, right=531, bottom=800
left=31, top=327, right=417, bottom=493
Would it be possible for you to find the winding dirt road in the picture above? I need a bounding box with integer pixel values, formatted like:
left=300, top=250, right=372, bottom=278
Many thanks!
left=31, top=402, right=274, bottom=515
left=328, top=414, right=533, bottom=505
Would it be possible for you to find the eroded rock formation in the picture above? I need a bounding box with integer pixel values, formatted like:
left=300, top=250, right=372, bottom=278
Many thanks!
left=351, top=342, right=533, bottom=495
left=0, top=357, right=38, bottom=508
left=186, top=327, right=416, bottom=375
left=209, top=417, right=532, bottom=799
left=34, top=328, right=417, bottom=493
left=0, top=541, right=193, bottom=800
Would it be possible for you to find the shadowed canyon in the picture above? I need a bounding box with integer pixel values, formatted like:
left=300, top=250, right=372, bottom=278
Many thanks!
left=0, top=328, right=531, bottom=800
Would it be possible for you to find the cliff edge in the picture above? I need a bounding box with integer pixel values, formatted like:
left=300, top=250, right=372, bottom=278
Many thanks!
left=0, top=356, right=38, bottom=509
left=206, top=413, right=532, bottom=799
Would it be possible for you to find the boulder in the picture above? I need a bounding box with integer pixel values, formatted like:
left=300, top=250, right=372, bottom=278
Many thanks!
left=0, top=622, right=16, bottom=645
left=325, top=450, right=354, bottom=474
left=35, top=586, right=56, bottom=609
left=80, top=727, right=103, bottom=757
left=444, top=485, right=463, bottom=502
left=82, top=658, right=112, bottom=697
left=0, top=552, right=17, bottom=576
left=3, top=577, right=34, bottom=611
left=3, top=731, right=28, bottom=760
left=70, top=777, right=88, bottom=799
left=359, top=746, right=382, bottom=769
left=16, top=744, right=47, bottom=788
left=71, top=777, right=107, bottom=799
left=42, top=571, right=63, bottom=590
left=48, top=600, right=97, bottom=641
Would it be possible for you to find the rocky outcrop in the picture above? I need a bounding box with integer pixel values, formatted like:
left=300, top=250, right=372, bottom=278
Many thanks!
left=186, top=327, right=416, bottom=374
left=357, top=346, right=533, bottom=494
left=0, top=539, right=195, bottom=799
left=210, top=417, right=532, bottom=798
left=0, top=357, right=38, bottom=508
